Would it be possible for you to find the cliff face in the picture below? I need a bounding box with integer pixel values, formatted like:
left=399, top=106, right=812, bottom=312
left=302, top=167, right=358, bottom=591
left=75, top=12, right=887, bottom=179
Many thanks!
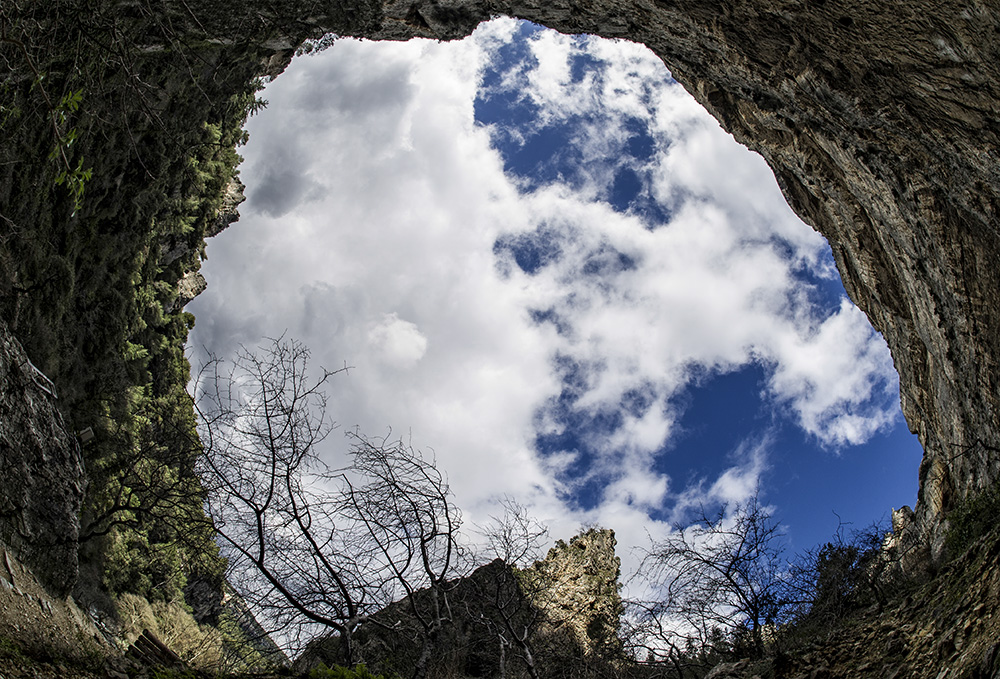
left=0, top=324, right=84, bottom=597
left=342, top=0, right=999, bottom=558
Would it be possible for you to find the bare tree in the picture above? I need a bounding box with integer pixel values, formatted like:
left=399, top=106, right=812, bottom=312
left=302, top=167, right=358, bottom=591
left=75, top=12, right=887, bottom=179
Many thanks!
left=632, top=492, right=789, bottom=671
left=338, top=431, right=466, bottom=679
left=474, top=498, right=550, bottom=679
left=195, top=337, right=371, bottom=664
left=480, top=497, right=550, bottom=568
left=195, top=337, right=466, bottom=674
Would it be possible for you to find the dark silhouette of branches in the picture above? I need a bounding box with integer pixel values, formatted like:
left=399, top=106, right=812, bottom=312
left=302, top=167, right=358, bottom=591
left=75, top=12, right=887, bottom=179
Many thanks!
left=480, top=496, right=550, bottom=569
left=338, top=432, right=466, bottom=679
left=195, top=337, right=465, bottom=674
left=473, top=498, right=550, bottom=679
left=632, top=492, right=789, bottom=672
left=79, top=387, right=208, bottom=543
left=195, top=337, right=369, bottom=662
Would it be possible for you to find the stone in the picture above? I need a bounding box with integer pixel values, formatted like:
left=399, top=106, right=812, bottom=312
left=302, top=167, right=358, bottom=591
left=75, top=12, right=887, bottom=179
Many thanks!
left=706, top=660, right=751, bottom=679
left=207, top=176, right=247, bottom=239
left=0, top=323, right=85, bottom=597
left=172, top=271, right=208, bottom=311
left=525, top=528, right=624, bottom=658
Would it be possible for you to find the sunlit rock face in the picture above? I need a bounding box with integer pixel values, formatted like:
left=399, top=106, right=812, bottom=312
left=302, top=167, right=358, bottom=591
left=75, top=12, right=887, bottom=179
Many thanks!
left=325, top=0, right=999, bottom=559
left=526, top=528, right=624, bottom=659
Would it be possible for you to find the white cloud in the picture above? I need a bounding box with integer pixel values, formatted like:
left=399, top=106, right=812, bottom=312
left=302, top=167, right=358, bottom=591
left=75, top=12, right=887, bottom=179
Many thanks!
left=188, top=20, right=901, bottom=583
left=766, top=299, right=900, bottom=446
left=367, top=313, right=428, bottom=368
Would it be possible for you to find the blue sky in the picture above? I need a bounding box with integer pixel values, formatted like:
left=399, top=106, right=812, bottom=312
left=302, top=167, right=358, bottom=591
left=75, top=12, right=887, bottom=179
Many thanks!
left=188, top=19, right=923, bottom=580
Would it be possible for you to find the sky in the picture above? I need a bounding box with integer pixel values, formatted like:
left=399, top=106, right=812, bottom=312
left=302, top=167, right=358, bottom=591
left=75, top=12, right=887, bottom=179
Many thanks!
left=187, top=18, right=924, bottom=584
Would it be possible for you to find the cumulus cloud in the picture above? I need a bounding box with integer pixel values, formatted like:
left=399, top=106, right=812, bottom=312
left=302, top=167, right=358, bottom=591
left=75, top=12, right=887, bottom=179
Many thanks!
left=188, top=19, right=902, bottom=578
left=367, top=313, right=428, bottom=368
left=765, top=299, right=900, bottom=446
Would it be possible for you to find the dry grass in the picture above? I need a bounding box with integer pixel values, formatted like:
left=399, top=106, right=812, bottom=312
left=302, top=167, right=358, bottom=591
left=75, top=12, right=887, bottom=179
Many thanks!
left=114, top=593, right=224, bottom=670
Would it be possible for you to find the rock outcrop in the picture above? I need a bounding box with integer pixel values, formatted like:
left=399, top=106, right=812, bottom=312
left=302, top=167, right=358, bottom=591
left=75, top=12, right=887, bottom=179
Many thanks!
left=722, top=526, right=1000, bottom=679
left=525, top=528, right=624, bottom=661
left=0, top=323, right=85, bottom=597
left=298, top=529, right=624, bottom=677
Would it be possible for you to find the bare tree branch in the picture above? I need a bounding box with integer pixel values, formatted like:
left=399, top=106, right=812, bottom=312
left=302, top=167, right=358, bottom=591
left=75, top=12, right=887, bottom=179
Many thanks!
left=195, top=337, right=465, bottom=675
left=631, top=491, right=790, bottom=670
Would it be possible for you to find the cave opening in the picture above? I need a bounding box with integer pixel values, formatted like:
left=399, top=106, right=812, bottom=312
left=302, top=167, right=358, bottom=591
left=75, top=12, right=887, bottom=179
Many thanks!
left=186, top=18, right=922, bottom=573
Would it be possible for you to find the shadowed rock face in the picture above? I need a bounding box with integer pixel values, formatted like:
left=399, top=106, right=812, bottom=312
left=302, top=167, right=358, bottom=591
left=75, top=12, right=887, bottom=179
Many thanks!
left=350, top=0, right=999, bottom=558
left=0, top=324, right=84, bottom=597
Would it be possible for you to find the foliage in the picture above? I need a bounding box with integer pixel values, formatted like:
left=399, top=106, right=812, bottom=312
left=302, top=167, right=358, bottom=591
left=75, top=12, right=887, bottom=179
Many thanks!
left=114, top=590, right=285, bottom=673
left=114, top=593, right=159, bottom=645
left=945, top=481, right=1000, bottom=557
left=48, top=88, right=92, bottom=214
left=115, top=593, right=222, bottom=670
left=785, top=521, right=890, bottom=630
left=0, top=0, right=273, bottom=613
left=310, top=662, right=393, bottom=679
left=0, top=635, right=28, bottom=664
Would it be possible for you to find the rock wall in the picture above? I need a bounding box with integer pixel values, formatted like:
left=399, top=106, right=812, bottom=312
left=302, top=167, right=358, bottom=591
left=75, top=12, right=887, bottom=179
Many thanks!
left=526, top=528, right=624, bottom=660
left=0, top=323, right=85, bottom=597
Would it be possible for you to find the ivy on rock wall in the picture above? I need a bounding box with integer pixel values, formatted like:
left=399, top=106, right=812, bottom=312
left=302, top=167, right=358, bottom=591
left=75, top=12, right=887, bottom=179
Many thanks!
left=0, top=0, right=271, bottom=611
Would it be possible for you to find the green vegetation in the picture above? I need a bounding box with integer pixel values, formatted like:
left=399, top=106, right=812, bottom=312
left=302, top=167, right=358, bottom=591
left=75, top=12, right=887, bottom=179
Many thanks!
left=944, top=480, right=1000, bottom=557
left=150, top=668, right=207, bottom=679
left=0, top=634, right=29, bottom=665
left=0, top=0, right=270, bottom=628
left=310, top=663, right=394, bottom=679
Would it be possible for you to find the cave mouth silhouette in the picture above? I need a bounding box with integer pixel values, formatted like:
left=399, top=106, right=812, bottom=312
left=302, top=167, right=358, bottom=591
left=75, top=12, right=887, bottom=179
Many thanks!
left=187, top=21, right=922, bottom=561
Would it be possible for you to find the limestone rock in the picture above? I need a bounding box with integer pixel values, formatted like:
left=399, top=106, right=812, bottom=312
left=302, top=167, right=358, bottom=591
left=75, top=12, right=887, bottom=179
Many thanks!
left=172, top=271, right=208, bottom=312
left=705, top=660, right=752, bottom=679
left=160, top=176, right=245, bottom=277
left=526, top=528, right=624, bottom=659
left=0, top=323, right=85, bottom=597
left=207, top=176, right=247, bottom=239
